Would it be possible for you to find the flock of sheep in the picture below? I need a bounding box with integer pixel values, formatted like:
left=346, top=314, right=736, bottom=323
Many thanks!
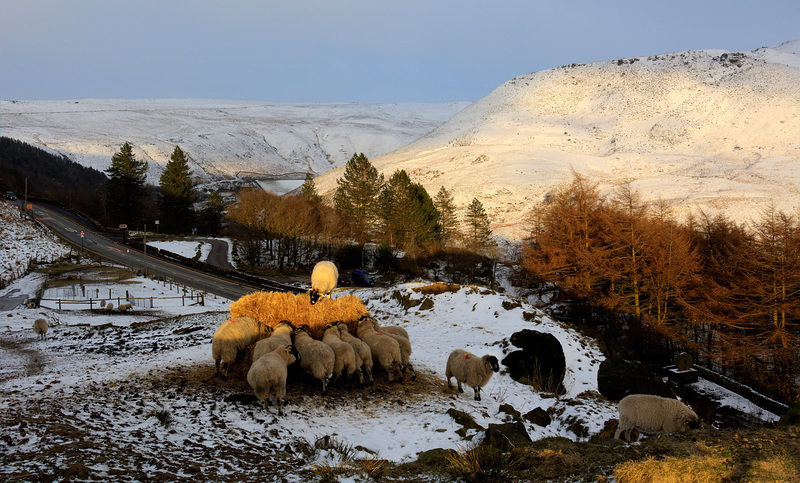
left=30, top=260, right=703, bottom=438
left=210, top=260, right=503, bottom=417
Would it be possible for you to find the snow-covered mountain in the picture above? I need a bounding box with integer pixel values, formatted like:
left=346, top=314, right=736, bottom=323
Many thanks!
left=0, top=99, right=470, bottom=182
left=314, top=41, right=800, bottom=240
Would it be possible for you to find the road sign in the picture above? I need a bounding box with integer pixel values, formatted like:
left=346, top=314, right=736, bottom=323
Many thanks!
left=119, top=224, right=128, bottom=229
left=80, top=231, right=85, bottom=238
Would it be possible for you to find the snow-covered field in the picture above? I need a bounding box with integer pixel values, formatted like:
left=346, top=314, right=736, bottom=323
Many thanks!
left=1, top=203, right=783, bottom=480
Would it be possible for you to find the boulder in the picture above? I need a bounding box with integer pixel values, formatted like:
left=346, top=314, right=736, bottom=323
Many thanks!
left=501, top=329, right=566, bottom=394
left=596, top=358, right=674, bottom=401
left=523, top=407, right=551, bottom=427
left=484, top=422, right=532, bottom=452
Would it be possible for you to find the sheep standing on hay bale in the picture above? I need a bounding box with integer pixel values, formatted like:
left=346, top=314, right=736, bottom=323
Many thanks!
left=356, top=315, right=402, bottom=383
left=614, top=394, right=701, bottom=441
left=247, top=344, right=300, bottom=416
left=309, top=261, right=338, bottom=305
left=445, top=349, right=500, bottom=401
left=336, top=321, right=373, bottom=385
left=293, top=325, right=335, bottom=394
left=33, top=318, right=49, bottom=341
left=211, top=316, right=269, bottom=380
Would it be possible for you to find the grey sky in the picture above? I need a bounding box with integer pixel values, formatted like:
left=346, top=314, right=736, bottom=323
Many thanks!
left=1, top=0, right=798, bottom=102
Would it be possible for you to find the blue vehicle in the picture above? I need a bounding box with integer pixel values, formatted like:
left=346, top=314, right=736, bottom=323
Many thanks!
left=351, top=269, right=375, bottom=287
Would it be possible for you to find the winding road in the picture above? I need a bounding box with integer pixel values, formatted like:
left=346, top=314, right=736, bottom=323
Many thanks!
left=25, top=203, right=302, bottom=301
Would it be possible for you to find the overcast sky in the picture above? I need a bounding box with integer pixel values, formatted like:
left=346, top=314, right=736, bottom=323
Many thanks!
left=2, top=0, right=798, bottom=103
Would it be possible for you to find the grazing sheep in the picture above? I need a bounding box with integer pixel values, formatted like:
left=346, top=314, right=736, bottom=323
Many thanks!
left=106, top=302, right=114, bottom=311
left=211, top=316, right=268, bottom=379
left=336, top=321, right=373, bottom=385
left=614, top=394, right=701, bottom=441
left=33, top=318, right=49, bottom=341
left=309, top=260, right=338, bottom=305
left=322, top=324, right=360, bottom=386
left=247, top=344, right=300, bottom=416
left=445, top=349, right=500, bottom=401
left=371, top=319, right=409, bottom=340
left=371, top=317, right=415, bottom=381
left=118, top=302, right=133, bottom=312
left=293, top=325, right=335, bottom=394
left=356, top=315, right=402, bottom=382
left=252, top=320, right=294, bottom=362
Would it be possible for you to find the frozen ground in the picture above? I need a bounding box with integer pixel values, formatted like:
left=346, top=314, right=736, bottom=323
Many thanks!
left=0, top=210, right=782, bottom=481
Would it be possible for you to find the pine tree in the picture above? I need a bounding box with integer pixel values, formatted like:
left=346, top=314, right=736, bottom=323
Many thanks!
left=158, top=146, right=196, bottom=234
left=300, top=172, right=322, bottom=205
left=105, top=142, right=148, bottom=228
left=463, top=197, right=495, bottom=254
left=434, top=186, right=459, bottom=246
left=380, top=170, right=439, bottom=254
left=198, top=190, right=225, bottom=236
left=333, top=153, right=384, bottom=243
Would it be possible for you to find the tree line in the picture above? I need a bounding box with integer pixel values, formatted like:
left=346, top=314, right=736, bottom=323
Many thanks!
left=519, top=171, right=800, bottom=403
left=223, top=152, right=497, bottom=276
left=1, top=138, right=225, bottom=236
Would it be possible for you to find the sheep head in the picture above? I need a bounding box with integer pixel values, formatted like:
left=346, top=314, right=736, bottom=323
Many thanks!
left=484, top=355, right=500, bottom=373
left=309, top=289, right=321, bottom=305
left=287, top=345, right=300, bottom=364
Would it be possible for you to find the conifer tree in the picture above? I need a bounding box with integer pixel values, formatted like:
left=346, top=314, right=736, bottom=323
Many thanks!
left=105, top=141, right=148, bottom=228
left=463, top=197, right=495, bottom=253
left=380, top=170, right=439, bottom=254
left=300, top=172, right=322, bottom=205
left=333, top=153, right=384, bottom=243
left=434, top=186, right=459, bottom=246
left=198, top=190, right=225, bottom=236
left=158, top=146, right=196, bottom=234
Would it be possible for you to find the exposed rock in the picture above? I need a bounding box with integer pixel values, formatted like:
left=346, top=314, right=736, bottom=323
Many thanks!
left=596, top=358, right=674, bottom=401
left=446, top=408, right=484, bottom=437
left=523, top=407, right=551, bottom=427
left=501, top=329, right=566, bottom=394
left=484, top=421, right=532, bottom=452
left=499, top=403, right=522, bottom=422
left=418, top=298, right=435, bottom=311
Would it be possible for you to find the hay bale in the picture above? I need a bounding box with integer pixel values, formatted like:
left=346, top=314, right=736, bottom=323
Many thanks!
left=229, top=292, right=369, bottom=340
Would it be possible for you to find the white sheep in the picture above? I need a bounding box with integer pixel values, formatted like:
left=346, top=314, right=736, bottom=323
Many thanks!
left=309, top=260, right=338, bottom=305
left=322, top=324, right=360, bottom=386
left=614, top=394, right=701, bottom=441
left=371, top=317, right=416, bottom=381
left=33, top=318, right=49, bottom=341
left=445, top=349, right=500, bottom=401
left=211, top=315, right=269, bottom=379
left=118, top=302, right=133, bottom=312
left=252, top=320, right=294, bottom=362
left=106, top=302, right=114, bottom=311
left=293, top=325, right=336, bottom=394
left=336, top=321, right=373, bottom=385
left=247, top=344, right=299, bottom=416
left=356, top=315, right=402, bottom=383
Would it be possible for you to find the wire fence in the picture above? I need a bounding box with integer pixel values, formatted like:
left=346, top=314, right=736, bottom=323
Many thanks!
left=38, top=275, right=208, bottom=311
left=39, top=292, right=205, bottom=311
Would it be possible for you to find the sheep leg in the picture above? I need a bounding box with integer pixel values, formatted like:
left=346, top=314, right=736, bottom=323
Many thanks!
left=456, top=381, right=464, bottom=393
left=473, top=386, right=481, bottom=401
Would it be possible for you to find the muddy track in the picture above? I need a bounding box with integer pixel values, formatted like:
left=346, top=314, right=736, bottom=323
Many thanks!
left=0, top=337, right=46, bottom=381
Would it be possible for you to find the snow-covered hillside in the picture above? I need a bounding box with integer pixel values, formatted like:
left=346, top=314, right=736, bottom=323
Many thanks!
left=0, top=99, right=470, bottom=183
left=315, top=41, right=800, bottom=240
